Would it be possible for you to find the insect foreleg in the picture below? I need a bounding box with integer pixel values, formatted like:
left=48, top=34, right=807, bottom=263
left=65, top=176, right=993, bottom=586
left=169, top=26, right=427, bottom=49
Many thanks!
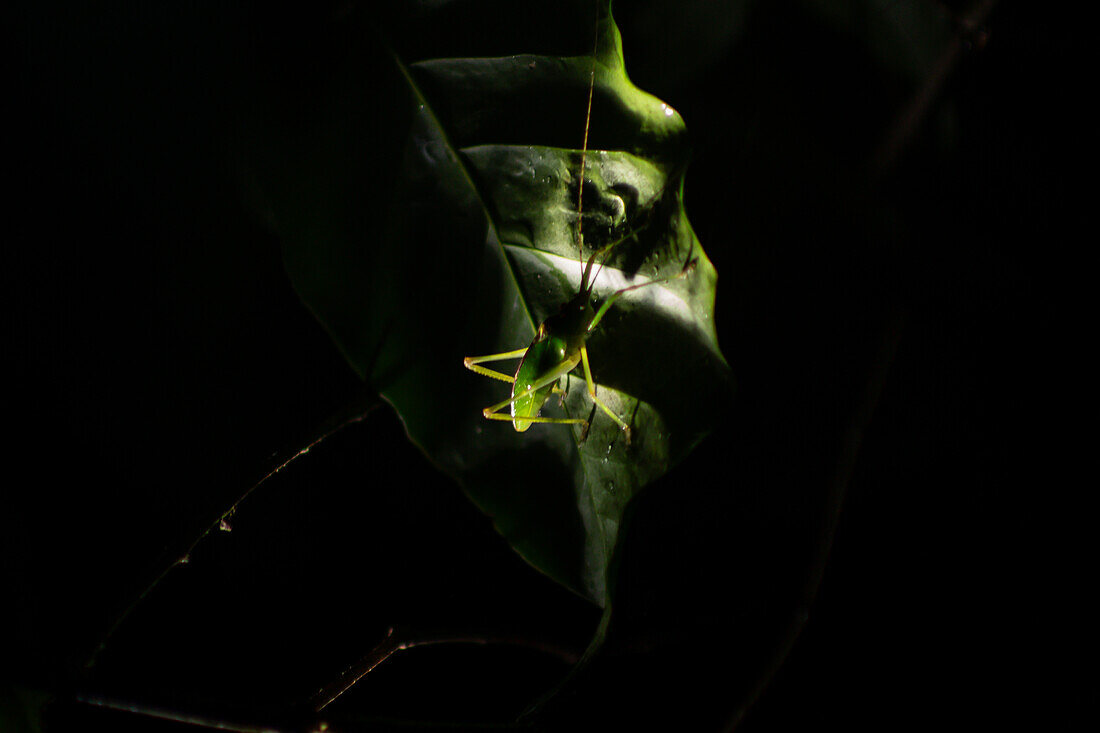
left=587, top=258, right=698, bottom=334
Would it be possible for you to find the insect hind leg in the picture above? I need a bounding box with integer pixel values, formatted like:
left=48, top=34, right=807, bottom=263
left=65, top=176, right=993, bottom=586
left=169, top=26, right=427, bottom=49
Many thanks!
left=463, top=348, right=528, bottom=384
left=579, top=344, right=633, bottom=444
left=480, top=359, right=586, bottom=431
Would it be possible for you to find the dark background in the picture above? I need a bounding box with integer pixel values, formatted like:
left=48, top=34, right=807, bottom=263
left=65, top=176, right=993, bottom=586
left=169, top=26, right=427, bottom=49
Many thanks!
left=7, top=1, right=1068, bottom=730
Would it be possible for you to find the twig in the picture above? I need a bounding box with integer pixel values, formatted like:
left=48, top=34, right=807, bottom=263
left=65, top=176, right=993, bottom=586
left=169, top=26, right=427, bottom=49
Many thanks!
left=871, top=0, right=998, bottom=179
left=83, top=404, right=379, bottom=670
left=312, top=627, right=582, bottom=712
left=724, top=309, right=907, bottom=729
left=75, top=694, right=285, bottom=733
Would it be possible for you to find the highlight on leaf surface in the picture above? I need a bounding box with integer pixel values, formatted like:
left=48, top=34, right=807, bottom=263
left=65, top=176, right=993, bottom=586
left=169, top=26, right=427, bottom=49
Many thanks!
left=264, top=0, right=732, bottom=607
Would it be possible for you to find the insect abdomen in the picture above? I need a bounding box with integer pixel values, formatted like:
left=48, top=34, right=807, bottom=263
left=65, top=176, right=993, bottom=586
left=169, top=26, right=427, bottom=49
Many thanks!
left=511, top=336, right=569, bottom=431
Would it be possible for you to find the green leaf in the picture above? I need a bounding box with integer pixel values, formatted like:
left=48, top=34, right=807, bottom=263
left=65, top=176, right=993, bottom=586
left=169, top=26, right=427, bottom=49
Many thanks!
left=256, top=2, right=731, bottom=607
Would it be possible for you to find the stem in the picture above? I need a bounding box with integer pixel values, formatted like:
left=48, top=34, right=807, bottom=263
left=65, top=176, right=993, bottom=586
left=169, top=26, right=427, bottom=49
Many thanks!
left=312, top=627, right=582, bottom=712
left=83, top=404, right=379, bottom=671
left=724, top=310, right=907, bottom=729
left=870, top=0, right=998, bottom=179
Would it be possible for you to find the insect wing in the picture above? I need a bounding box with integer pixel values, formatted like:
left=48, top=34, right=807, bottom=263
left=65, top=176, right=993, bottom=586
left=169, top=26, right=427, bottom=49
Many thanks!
left=511, top=336, right=570, bottom=431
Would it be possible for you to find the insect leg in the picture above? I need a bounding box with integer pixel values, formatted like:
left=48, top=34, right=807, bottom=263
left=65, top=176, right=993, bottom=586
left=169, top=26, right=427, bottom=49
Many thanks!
left=463, top=348, right=528, bottom=384
left=579, top=344, right=632, bottom=444
left=481, top=412, right=586, bottom=426
left=481, top=359, right=586, bottom=427
left=465, top=350, right=566, bottom=394
left=587, top=258, right=697, bottom=334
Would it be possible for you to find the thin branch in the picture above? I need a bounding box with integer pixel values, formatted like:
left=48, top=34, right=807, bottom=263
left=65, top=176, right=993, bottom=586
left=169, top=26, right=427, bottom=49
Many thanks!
left=84, top=404, right=379, bottom=670
left=312, top=627, right=582, bottom=712
left=871, top=0, right=998, bottom=179
left=725, top=309, right=907, bottom=730
left=75, top=694, right=285, bottom=733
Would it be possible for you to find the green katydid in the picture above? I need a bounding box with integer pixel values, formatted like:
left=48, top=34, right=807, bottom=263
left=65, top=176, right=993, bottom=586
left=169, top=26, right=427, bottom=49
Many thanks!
left=463, top=250, right=694, bottom=444
left=462, top=23, right=694, bottom=445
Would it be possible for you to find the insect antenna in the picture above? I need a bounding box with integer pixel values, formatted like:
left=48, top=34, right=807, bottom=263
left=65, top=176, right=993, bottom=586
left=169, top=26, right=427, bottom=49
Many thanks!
left=576, top=4, right=599, bottom=292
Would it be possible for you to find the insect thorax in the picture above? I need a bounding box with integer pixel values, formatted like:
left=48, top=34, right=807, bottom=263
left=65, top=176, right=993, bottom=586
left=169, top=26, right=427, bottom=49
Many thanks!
left=540, top=291, right=594, bottom=345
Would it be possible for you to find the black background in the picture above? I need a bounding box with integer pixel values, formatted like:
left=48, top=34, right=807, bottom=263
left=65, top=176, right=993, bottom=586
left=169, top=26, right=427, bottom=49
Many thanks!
left=7, top=1, right=1069, bottom=730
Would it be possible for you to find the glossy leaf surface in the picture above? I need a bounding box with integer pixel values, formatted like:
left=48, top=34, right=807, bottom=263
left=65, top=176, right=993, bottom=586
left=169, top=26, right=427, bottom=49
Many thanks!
left=267, top=3, right=731, bottom=606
